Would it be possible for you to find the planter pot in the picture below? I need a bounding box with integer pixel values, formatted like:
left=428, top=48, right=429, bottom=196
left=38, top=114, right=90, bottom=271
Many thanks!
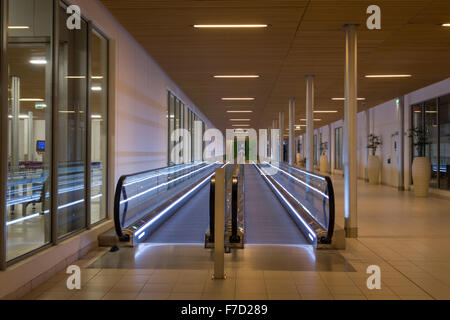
left=412, top=157, right=431, bottom=197
left=296, top=153, right=302, bottom=166
left=320, top=155, right=329, bottom=174
left=367, top=155, right=380, bottom=185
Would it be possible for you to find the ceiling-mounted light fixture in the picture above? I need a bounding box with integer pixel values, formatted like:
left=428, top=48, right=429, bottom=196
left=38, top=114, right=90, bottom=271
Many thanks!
left=19, top=98, right=44, bottom=102
left=29, top=59, right=47, bottom=65
left=332, top=97, right=365, bottom=101
left=226, top=110, right=253, bottom=113
left=314, top=110, right=338, bottom=113
left=214, top=75, right=260, bottom=78
left=194, top=24, right=268, bottom=28
left=365, top=75, right=412, bottom=78
left=230, top=119, right=251, bottom=121
left=8, top=26, right=30, bottom=30
left=441, top=23, right=450, bottom=27
left=91, top=86, right=102, bottom=91
left=222, top=98, right=255, bottom=101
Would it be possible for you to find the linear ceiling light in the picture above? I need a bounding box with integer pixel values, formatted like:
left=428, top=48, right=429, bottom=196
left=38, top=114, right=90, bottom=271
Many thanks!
left=29, top=59, right=47, bottom=65
left=442, top=23, right=450, bottom=27
left=232, top=124, right=250, bottom=127
left=365, top=74, right=412, bottom=78
left=332, top=97, right=365, bottom=101
left=214, top=75, right=260, bottom=78
left=300, top=119, right=322, bottom=122
left=91, top=76, right=104, bottom=79
left=226, top=110, right=253, bottom=113
left=66, top=76, right=86, bottom=79
left=230, top=119, right=251, bottom=121
left=8, top=26, right=30, bottom=29
left=194, top=24, right=268, bottom=28
left=91, top=86, right=102, bottom=91
left=19, top=98, right=44, bottom=102
left=222, top=98, right=254, bottom=101
left=314, top=110, right=338, bottom=113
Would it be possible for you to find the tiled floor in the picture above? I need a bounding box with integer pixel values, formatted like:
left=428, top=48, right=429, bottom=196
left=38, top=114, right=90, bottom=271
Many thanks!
left=19, top=175, right=450, bottom=300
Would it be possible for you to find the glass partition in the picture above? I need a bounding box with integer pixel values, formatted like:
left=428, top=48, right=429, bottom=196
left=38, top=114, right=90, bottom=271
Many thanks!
left=412, top=94, right=450, bottom=190
left=57, top=4, right=88, bottom=238
left=6, top=0, right=53, bottom=261
left=114, top=162, right=219, bottom=236
left=257, top=161, right=335, bottom=243
left=90, top=29, right=108, bottom=224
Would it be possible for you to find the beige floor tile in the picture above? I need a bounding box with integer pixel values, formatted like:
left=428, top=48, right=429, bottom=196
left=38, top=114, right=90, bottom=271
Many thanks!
left=236, top=279, right=267, bottom=294
left=136, top=292, right=170, bottom=300
left=333, top=295, right=367, bottom=300
left=70, top=291, right=107, bottom=300
left=172, top=282, right=205, bottom=294
left=300, top=293, right=334, bottom=300
left=235, top=293, right=268, bottom=300
left=328, top=285, right=364, bottom=295
left=141, top=283, right=174, bottom=293
left=102, top=292, right=139, bottom=300
left=268, top=293, right=302, bottom=300
left=202, top=292, right=235, bottom=300
left=169, top=293, right=203, bottom=300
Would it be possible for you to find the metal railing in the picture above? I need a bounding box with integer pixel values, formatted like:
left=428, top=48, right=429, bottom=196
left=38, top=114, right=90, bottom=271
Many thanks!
left=113, top=161, right=220, bottom=243
left=254, top=161, right=335, bottom=246
left=206, top=164, right=244, bottom=249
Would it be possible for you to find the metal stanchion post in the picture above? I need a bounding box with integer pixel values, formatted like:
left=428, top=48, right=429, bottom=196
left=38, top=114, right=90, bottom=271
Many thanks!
left=213, top=167, right=225, bottom=279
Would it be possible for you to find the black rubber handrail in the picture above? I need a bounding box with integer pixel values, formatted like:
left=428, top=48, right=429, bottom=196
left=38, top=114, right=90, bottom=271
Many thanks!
left=209, top=176, right=216, bottom=242
left=113, top=163, right=201, bottom=241
left=282, top=163, right=336, bottom=244
left=230, top=175, right=240, bottom=243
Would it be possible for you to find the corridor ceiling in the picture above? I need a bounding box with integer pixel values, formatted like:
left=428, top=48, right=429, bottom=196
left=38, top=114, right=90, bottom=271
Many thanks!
left=100, top=0, right=450, bottom=133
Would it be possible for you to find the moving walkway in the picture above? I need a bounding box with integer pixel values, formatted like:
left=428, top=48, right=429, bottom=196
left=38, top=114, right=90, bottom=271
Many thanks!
left=112, top=160, right=336, bottom=249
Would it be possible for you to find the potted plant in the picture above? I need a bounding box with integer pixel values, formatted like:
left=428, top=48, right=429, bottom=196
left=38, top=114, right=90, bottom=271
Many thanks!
left=319, top=142, right=329, bottom=174
left=367, top=134, right=382, bottom=184
left=408, top=127, right=431, bottom=197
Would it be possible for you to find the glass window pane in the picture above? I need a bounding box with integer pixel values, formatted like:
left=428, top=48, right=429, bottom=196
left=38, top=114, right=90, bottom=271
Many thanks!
left=168, top=93, right=175, bottom=165
left=6, top=0, right=53, bottom=261
left=424, top=99, right=438, bottom=189
left=90, top=29, right=108, bottom=224
left=439, top=95, right=450, bottom=190
left=57, top=6, right=88, bottom=237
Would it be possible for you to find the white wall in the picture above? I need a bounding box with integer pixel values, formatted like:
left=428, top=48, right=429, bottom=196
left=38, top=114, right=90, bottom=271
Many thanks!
left=67, top=0, right=214, bottom=181
left=303, top=78, right=450, bottom=188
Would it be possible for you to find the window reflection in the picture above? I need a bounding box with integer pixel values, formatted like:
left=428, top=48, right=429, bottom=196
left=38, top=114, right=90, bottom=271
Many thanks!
left=6, top=0, right=53, bottom=261
left=57, top=5, right=87, bottom=237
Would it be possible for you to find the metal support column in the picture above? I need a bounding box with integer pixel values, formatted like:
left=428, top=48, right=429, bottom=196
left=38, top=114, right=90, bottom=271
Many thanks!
left=271, top=119, right=277, bottom=162
left=344, top=25, right=358, bottom=238
left=288, top=98, right=295, bottom=166
left=213, top=167, right=225, bottom=279
left=306, top=75, right=314, bottom=172
left=278, top=112, right=284, bottom=163
left=86, top=21, right=93, bottom=228
left=0, top=0, right=9, bottom=270
left=398, top=97, right=405, bottom=191
left=51, top=0, right=60, bottom=244
left=11, top=77, right=20, bottom=170
left=364, top=109, right=370, bottom=182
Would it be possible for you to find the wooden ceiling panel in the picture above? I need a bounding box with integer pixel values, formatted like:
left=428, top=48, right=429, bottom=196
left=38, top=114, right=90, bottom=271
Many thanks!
left=100, top=0, right=450, bottom=132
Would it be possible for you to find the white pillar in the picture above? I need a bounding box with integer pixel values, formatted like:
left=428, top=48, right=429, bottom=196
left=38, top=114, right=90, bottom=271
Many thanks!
left=288, top=98, right=295, bottom=166
left=214, top=167, right=225, bottom=279
left=364, top=109, right=370, bottom=181
left=279, top=112, right=284, bottom=163
left=305, top=75, right=314, bottom=171
left=271, top=119, right=277, bottom=162
left=344, top=25, right=358, bottom=238
left=398, top=96, right=405, bottom=191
